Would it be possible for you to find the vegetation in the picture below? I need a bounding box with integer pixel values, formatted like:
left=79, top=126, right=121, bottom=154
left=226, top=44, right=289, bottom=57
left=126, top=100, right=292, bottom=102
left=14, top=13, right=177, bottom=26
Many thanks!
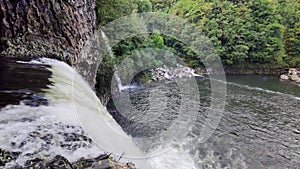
left=96, top=0, right=300, bottom=68
left=159, top=0, right=300, bottom=67
left=95, top=0, right=152, bottom=26
left=95, top=0, right=300, bottom=103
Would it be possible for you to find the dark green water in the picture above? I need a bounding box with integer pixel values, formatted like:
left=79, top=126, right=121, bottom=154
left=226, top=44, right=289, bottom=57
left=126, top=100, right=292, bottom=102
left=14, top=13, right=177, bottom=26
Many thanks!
left=0, top=57, right=51, bottom=108
left=226, top=75, right=300, bottom=98
left=204, top=75, right=300, bottom=168
left=109, top=75, right=300, bottom=168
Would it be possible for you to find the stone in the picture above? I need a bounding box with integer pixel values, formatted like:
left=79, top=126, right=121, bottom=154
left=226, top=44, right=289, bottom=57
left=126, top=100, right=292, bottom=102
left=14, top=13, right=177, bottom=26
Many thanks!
left=288, top=68, right=298, bottom=76
left=47, top=155, right=73, bottom=169
left=0, top=148, right=135, bottom=169
left=291, top=74, right=300, bottom=81
left=280, top=74, right=289, bottom=80
left=0, top=148, right=20, bottom=167
left=281, top=68, right=300, bottom=83
left=149, top=64, right=202, bottom=83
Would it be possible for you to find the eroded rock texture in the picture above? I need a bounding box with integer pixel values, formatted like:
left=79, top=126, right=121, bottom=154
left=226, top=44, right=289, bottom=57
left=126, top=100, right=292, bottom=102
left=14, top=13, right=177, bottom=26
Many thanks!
left=0, top=0, right=99, bottom=86
left=0, top=148, right=136, bottom=169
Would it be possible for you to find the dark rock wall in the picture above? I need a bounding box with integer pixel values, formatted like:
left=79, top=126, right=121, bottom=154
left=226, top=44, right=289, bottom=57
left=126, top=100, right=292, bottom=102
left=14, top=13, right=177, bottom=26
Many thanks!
left=0, top=0, right=99, bottom=86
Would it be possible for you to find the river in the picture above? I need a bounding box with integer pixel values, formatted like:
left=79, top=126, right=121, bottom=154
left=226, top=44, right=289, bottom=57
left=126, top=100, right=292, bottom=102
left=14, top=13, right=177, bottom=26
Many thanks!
left=108, top=75, right=300, bottom=168
left=1, top=57, right=300, bottom=168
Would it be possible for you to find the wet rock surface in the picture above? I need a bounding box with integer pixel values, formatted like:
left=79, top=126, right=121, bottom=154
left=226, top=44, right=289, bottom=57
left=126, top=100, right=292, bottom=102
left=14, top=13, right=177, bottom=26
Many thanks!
left=0, top=150, right=135, bottom=169
left=0, top=149, right=21, bottom=167
left=0, top=121, right=136, bottom=169
left=0, top=0, right=95, bottom=63
left=0, top=0, right=99, bottom=86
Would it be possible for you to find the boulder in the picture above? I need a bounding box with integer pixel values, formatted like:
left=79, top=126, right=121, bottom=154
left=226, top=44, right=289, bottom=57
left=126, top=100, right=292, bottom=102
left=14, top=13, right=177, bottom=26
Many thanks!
left=291, top=74, right=300, bottom=81
left=288, top=68, right=299, bottom=76
left=149, top=64, right=203, bottom=83
left=0, top=148, right=20, bottom=167
left=280, top=68, right=300, bottom=83
left=280, top=74, right=289, bottom=80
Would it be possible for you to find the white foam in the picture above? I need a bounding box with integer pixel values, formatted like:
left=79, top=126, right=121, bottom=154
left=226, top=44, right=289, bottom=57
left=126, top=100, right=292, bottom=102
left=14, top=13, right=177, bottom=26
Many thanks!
left=16, top=60, right=44, bottom=65
left=2, top=57, right=204, bottom=168
left=0, top=58, right=150, bottom=168
left=41, top=58, right=152, bottom=168
left=0, top=103, right=103, bottom=167
left=225, top=81, right=300, bottom=100
left=148, top=144, right=199, bottom=169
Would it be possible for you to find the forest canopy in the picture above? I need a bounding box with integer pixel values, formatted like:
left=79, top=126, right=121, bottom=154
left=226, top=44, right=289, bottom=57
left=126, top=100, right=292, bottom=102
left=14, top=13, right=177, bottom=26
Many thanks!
left=96, top=0, right=300, bottom=68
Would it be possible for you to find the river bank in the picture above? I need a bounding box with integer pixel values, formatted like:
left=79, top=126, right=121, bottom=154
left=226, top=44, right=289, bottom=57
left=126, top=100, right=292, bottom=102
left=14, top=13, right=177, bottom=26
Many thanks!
left=138, top=64, right=291, bottom=85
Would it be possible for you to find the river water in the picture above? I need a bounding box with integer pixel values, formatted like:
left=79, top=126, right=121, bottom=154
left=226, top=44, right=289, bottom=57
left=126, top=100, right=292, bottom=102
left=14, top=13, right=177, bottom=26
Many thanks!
left=108, top=75, right=300, bottom=169
left=1, top=57, right=300, bottom=168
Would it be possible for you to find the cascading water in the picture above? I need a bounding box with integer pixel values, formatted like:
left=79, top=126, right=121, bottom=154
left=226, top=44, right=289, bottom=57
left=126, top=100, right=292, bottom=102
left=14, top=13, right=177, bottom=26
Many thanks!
left=100, top=30, right=138, bottom=92
left=0, top=57, right=151, bottom=168
left=100, top=30, right=200, bottom=169
left=2, top=57, right=300, bottom=168
left=101, top=30, right=114, bottom=58
left=0, top=58, right=102, bottom=167
left=0, top=56, right=200, bottom=169
left=100, top=30, right=124, bottom=92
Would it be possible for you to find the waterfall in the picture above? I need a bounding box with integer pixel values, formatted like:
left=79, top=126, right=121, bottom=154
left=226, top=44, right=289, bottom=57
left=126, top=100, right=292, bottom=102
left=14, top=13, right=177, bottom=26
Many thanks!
left=100, top=30, right=122, bottom=92
left=114, top=70, right=126, bottom=91
left=45, top=58, right=150, bottom=168
left=100, top=31, right=199, bottom=168
left=100, top=30, right=114, bottom=58
left=0, top=58, right=150, bottom=168
left=100, top=30, right=137, bottom=92
left=41, top=58, right=197, bottom=169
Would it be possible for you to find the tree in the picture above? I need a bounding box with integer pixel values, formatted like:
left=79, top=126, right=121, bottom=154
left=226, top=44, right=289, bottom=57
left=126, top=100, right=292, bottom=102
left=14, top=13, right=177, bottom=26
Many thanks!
left=284, top=22, right=300, bottom=67
left=95, top=0, right=152, bottom=26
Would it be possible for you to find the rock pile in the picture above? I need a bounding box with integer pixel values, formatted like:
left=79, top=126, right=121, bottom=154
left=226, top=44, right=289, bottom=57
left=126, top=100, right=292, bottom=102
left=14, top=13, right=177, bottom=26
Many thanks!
left=280, top=68, right=300, bottom=83
left=149, top=64, right=203, bottom=82
left=0, top=149, right=135, bottom=169
left=0, top=121, right=136, bottom=169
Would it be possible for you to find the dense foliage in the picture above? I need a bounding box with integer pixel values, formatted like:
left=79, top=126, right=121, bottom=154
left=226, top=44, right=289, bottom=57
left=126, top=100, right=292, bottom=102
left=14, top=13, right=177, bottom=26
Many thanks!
left=165, top=0, right=300, bottom=67
left=96, top=0, right=300, bottom=68
left=95, top=0, right=152, bottom=25
left=95, top=0, right=300, bottom=103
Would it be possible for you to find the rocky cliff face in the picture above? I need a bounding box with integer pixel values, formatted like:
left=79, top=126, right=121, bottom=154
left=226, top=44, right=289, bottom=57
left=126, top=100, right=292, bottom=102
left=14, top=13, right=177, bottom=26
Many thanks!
left=0, top=0, right=99, bottom=86
left=0, top=1, right=137, bottom=168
